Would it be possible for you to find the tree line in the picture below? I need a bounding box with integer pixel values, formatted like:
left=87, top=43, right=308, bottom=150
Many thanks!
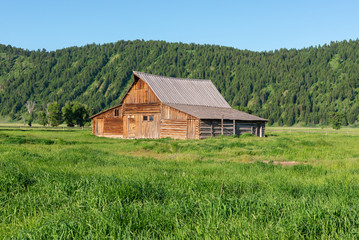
left=0, top=39, right=358, bottom=126
left=24, top=100, right=90, bottom=127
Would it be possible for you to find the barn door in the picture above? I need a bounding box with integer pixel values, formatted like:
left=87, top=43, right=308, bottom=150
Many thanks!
left=187, top=119, right=196, bottom=139
left=127, top=116, right=136, bottom=138
left=96, top=119, right=104, bottom=136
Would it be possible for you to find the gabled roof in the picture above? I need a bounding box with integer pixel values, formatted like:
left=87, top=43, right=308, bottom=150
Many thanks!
left=166, top=103, right=268, bottom=121
left=90, top=71, right=268, bottom=121
left=133, top=71, right=231, bottom=108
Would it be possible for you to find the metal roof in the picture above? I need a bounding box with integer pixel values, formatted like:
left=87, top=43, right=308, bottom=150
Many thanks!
left=166, top=103, right=268, bottom=121
left=91, top=71, right=267, bottom=121
left=133, top=71, right=231, bottom=108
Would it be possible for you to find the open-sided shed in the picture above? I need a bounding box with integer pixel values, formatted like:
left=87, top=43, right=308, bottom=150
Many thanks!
left=90, top=71, right=268, bottom=139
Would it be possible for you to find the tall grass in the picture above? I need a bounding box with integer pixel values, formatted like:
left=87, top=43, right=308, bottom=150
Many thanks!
left=0, top=128, right=359, bottom=238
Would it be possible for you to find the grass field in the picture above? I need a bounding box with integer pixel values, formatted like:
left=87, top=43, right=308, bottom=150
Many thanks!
left=1, top=128, right=359, bottom=239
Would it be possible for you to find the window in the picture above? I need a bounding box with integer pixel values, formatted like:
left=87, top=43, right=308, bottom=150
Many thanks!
left=114, top=109, right=119, bottom=117
left=143, top=115, right=154, bottom=121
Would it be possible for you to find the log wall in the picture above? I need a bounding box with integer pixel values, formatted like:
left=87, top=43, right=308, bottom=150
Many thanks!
left=160, top=119, right=187, bottom=139
left=124, top=103, right=161, bottom=114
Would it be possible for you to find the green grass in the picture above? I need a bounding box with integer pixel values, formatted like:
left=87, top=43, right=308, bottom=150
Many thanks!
left=1, top=128, right=359, bottom=239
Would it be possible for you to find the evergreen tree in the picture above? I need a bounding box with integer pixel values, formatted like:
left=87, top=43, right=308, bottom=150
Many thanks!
left=0, top=40, right=359, bottom=126
left=329, top=112, right=345, bottom=130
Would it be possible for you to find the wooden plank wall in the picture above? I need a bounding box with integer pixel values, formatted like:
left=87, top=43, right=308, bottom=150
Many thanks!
left=123, top=79, right=160, bottom=104
left=92, top=119, right=96, bottom=134
left=124, top=103, right=161, bottom=114
left=161, top=104, right=200, bottom=139
left=162, top=105, right=188, bottom=120
left=92, top=106, right=123, bottom=136
left=104, top=118, right=123, bottom=136
left=187, top=119, right=200, bottom=139
left=123, top=114, right=161, bottom=139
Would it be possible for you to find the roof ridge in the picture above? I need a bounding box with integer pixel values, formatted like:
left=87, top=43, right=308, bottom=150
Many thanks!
left=165, top=102, right=231, bottom=108
left=133, top=71, right=232, bottom=108
left=133, top=71, right=211, bottom=82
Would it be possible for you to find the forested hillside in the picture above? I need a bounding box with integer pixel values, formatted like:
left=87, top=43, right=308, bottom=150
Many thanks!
left=0, top=40, right=358, bottom=126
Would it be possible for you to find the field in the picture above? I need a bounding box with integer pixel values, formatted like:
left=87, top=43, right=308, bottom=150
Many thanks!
left=1, top=127, right=359, bottom=239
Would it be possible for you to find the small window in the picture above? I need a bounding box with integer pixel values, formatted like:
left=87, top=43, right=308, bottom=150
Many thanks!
left=114, top=109, right=119, bottom=117
left=143, top=115, right=154, bottom=121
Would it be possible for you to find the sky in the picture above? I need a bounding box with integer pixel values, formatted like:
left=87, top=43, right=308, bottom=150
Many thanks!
left=1, top=0, right=359, bottom=52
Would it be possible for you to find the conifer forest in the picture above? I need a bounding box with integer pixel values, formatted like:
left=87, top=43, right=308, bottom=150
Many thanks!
left=0, top=40, right=358, bottom=125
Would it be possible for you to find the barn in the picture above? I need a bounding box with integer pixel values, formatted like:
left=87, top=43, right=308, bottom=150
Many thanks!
left=90, top=71, right=268, bottom=139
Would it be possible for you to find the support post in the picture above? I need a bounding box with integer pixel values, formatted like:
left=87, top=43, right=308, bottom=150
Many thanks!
left=233, top=120, right=235, bottom=135
left=221, top=115, right=224, bottom=135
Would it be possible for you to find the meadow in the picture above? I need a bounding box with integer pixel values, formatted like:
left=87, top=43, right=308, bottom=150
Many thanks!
left=1, top=127, right=359, bottom=239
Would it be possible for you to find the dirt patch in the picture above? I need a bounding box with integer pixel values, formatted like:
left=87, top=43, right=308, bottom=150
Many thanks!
left=262, top=161, right=304, bottom=166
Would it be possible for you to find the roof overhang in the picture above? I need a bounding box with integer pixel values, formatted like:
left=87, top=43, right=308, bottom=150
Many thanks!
left=89, top=104, right=122, bottom=119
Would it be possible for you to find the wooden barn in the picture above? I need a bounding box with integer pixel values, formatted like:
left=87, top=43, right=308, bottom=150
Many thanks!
left=90, top=71, right=268, bottom=139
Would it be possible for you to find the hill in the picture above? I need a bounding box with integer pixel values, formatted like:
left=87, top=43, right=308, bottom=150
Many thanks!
left=0, top=40, right=358, bottom=126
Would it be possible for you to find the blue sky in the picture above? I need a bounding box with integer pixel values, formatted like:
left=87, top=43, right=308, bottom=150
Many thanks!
left=1, top=0, right=359, bottom=52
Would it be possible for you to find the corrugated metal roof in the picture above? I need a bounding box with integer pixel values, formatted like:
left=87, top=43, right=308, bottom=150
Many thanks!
left=166, top=103, right=268, bottom=121
left=133, top=71, right=231, bottom=108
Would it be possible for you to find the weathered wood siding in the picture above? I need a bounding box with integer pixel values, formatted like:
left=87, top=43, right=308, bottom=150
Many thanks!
left=187, top=119, right=200, bottom=139
left=111, top=78, right=162, bottom=139
left=104, top=118, right=123, bottom=135
left=123, top=79, right=160, bottom=104
left=160, top=104, right=200, bottom=139
left=123, top=114, right=161, bottom=138
left=162, top=104, right=188, bottom=120
left=92, top=119, right=96, bottom=134
left=124, top=103, right=161, bottom=114
left=96, top=118, right=104, bottom=135
left=92, top=106, right=123, bottom=137
left=160, top=119, right=187, bottom=139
